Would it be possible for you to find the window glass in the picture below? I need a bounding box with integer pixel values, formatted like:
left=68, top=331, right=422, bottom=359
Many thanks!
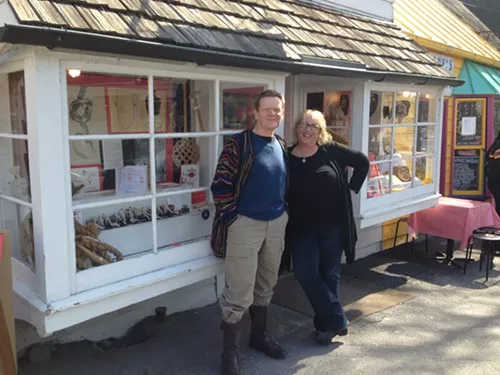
left=416, top=125, right=435, bottom=155
left=67, top=72, right=147, bottom=135
left=394, top=126, right=415, bottom=158
left=73, top=198, right=152, bottom=271
left=366, top=89, right=437, bottom=200
left=391, top=157, right=414, bottom=193
left=71, top=138, right=153, bottom=204
left=416, top=156, right=433, bottom=185
left=0, top=72, right=27, bottom=134
left=369, top=91, right=394, bottom=125
left=66, top=71, right=259, bottom=271
left=0, top=138, right=31, bottom=202
left=155, top=191, right=213, bottom=252
left=222, top=83, right=266, bottom=131
left=418, top=93, right=437, bottom=123
left=395, top=91, right=417, bottom=124
left=0, top=70, right=34, bottom=272
left=366, top=161, right=391, bottom=199
left=306, top=91, right=352, bottom=144
left=0, top=201, right=34, bottom=271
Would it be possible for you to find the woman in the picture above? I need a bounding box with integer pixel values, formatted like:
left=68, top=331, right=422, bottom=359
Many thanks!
left=287, top=110, right=369, bottom=345
left=486, top=130, right=500, bottom=215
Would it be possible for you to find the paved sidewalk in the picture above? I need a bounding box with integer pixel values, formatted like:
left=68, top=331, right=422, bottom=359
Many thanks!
left=19, top=238, right=500, bottom=375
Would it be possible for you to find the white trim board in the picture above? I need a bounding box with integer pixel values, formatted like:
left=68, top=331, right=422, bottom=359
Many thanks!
left=358, top=193, right=440, bottom=228
left=14, top=254, right=223, bottom=337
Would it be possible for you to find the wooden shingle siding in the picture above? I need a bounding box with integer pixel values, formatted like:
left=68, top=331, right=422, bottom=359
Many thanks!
left=6, top=0, right=454, bottom=78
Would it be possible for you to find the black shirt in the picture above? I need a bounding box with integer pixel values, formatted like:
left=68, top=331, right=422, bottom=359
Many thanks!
left=288, top=151, right=342, bottom=230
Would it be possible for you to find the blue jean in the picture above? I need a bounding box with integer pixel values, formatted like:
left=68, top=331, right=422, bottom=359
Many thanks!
left=290, top=226, right=348, bottom=333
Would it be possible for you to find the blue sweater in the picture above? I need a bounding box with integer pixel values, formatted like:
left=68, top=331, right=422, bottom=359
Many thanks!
left=237, top=132, right=286, bottom=221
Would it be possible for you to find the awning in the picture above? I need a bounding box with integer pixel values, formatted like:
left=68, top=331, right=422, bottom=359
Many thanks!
left=453, top=60, right=500, bottom=95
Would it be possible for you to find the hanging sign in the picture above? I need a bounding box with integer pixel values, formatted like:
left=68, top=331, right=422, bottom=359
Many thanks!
left=452, top=149, right=484, bottom=196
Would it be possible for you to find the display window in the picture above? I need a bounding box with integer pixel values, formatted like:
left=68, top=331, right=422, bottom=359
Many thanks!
left=306, top=90, right=352, bottom=145
left=366, top=90, right=437, bottom=200
left=222, top=83, right=265, bottom=131
left=64, top=70, right=269, bottom=287
left=0, top=71, right=35, bottom=273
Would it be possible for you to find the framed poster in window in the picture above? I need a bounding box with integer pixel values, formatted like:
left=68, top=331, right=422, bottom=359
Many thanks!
left=454, top=98, right=486, bottom=149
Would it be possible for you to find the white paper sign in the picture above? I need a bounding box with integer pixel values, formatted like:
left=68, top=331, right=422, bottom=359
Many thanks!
left=71, top=166, right=101, bottom=192
left=167, top=195, right=183, bottom=211
left=461, top=117, right=477, bottom=136
left=116, top=165, right=148, bottom=195
left=102, top=140, right=124, bottom=170
left=180, top=164, right=200, bottom=188
left=167, top=193, right=192, bottom=211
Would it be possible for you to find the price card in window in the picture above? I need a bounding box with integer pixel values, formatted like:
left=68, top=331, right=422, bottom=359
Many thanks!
left=461, top=117, right=476, bottom=136
left=167, top=195, right=183, bottom=211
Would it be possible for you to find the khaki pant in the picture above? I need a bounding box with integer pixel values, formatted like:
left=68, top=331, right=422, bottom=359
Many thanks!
left=220, top=212, right=288, bottom=324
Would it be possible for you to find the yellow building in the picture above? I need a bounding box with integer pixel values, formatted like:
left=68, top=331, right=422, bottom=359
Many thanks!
left=384, top=0, right=500, bottom=249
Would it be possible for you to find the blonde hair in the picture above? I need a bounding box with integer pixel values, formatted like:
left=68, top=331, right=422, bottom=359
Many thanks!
left=293, top=110, right=332, bottom=146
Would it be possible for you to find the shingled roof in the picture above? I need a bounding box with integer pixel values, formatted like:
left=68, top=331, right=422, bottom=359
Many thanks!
left=3, top=0, right=457, bottom=83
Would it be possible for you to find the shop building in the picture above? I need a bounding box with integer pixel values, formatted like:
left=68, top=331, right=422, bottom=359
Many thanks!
left=394, top=0, right=500, bottom=201
left=0, top=0, right=460, bottom=346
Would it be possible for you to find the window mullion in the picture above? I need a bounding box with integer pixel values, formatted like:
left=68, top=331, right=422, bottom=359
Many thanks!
left=148, top=75, right=158, bottom=254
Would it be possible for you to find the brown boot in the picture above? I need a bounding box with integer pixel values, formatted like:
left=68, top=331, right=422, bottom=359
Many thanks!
left=221, top=321, right=242, bottom=375
left=248, top=305, right=287, bottom=359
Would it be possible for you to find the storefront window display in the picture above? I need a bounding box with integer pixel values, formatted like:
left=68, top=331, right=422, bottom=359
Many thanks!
left=67, top=72, right=216, bottom=274
left=306, top=91, right=352, bottom=145
left=0, top=71, right=35, bottom=272
left=66, top=71, right=266, bottom=284
left=222, top=83, right=265, bottom=131
left=367, top=90, right=436, bottom=199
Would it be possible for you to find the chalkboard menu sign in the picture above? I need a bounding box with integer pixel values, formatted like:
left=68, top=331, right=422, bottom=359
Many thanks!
left=455, top=99, right=485, bottom=148
left=452, top=149, right=483, bottom=194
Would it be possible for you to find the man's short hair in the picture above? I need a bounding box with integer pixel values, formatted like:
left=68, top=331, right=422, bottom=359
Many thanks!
left=254, top=89, right=284, bottom=110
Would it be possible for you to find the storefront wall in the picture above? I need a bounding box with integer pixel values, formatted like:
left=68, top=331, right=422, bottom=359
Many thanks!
left=0, top=47, right=287, bottom=338
left=1, top=46, right=446, bottom=345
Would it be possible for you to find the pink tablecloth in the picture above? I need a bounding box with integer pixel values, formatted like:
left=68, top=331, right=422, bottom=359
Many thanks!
left=408, top=197, right=500, bottom=250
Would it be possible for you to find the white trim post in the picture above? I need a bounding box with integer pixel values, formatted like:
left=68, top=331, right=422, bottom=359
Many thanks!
left=274, top=77, right=287, bottom=138
left=24, top=53, right=71, bottom=303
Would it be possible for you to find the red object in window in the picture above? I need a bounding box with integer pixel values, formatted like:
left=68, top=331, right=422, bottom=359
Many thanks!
left=192, top=191, right=207, bottom=204
left=368, top=152, right=381, bottom=178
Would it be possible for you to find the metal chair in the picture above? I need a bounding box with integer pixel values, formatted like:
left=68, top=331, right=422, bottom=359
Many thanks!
left=464, top=226, right=500, bottom=281
left=393, top=218, right=428, bottom=257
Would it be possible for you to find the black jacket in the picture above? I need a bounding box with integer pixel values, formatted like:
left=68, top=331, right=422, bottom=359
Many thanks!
left=280, top=142, right=369, bottom=273
left=319, top=142, right=369, bottom=264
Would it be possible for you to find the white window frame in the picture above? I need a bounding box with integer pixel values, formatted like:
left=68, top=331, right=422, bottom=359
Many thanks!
left=355, top=83, right=444, bottom=228
left=299, top=80, right=443, bottom=229
left=0, top=58, right=38, bottom=294
left=6, top=48, right=286, bottom=335
left=58, top=58, right=284, bottom=293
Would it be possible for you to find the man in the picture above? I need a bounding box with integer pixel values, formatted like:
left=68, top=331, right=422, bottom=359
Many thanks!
left=211, top=89, right=288, bottom=375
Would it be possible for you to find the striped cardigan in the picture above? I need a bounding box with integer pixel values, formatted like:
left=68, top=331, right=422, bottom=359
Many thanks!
left=210, top=129, right=287, bottom=258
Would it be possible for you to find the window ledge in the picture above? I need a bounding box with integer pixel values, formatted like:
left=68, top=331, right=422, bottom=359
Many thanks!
left=13, top=255, right=223, bottom=337
left=357, top=193, right=441, bottom=228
